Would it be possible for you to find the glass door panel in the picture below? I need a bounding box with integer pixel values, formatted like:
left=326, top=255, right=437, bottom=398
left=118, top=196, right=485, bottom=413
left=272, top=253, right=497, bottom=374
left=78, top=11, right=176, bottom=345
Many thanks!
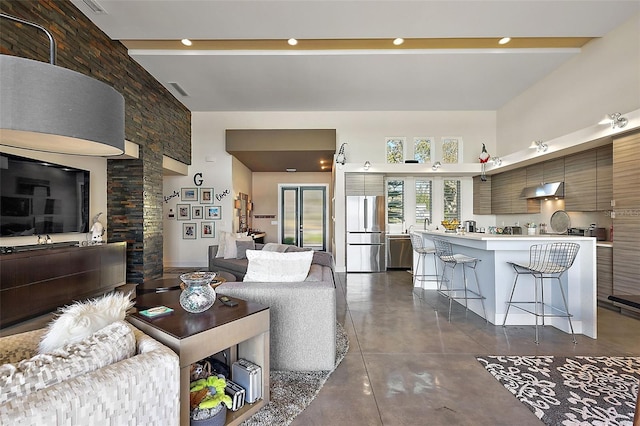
left=282, top=188, right=299, bottom=246
left=301, top=187, right=326, bottom=250
left=281, top=186, right=327, bottom=251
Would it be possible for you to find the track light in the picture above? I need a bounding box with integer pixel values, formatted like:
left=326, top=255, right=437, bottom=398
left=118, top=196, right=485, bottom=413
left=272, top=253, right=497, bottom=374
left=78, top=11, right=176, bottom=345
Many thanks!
left=431, top=161, right=442, bottom=171
left=363, top=161, right=371, bottom=170
left=530, top=140, right=548, bottom=152
left=607, top=112, right=628, bottom=129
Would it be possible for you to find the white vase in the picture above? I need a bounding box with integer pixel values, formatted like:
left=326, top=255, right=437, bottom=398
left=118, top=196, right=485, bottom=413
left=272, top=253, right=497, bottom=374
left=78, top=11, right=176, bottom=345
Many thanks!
left=528, top=227, right=536, bottom=235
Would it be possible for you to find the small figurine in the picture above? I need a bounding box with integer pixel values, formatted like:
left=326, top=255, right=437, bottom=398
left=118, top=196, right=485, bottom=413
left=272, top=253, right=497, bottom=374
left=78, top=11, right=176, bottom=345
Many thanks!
left=90, top=212, right=105, bottom=243
left=479, top=143, right=491, bottom=181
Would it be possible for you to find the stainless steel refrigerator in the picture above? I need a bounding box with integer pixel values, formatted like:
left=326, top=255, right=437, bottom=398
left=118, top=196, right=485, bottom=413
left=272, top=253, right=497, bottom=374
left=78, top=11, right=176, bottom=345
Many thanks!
left=346, top=195, right=386, bottom=272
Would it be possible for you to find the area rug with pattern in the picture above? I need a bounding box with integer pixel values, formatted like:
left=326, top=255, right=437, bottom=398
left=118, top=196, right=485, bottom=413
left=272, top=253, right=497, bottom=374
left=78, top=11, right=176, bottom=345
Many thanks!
left=241, top=322, right=349, bottom=426
left=477, top=356, right=640, bottom=426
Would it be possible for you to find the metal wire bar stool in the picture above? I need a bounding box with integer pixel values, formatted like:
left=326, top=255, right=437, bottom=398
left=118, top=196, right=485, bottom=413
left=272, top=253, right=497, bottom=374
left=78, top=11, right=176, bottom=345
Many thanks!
left=502, top=242, right=580, bottom=344
left=409, top=232, right=439, bottom=288
left=432, top=237, right=487, bottom=322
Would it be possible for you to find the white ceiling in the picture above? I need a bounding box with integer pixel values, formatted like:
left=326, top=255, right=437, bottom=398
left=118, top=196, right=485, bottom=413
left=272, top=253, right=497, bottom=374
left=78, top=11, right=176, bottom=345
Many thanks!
left=70, top=0, right=640, bottom=113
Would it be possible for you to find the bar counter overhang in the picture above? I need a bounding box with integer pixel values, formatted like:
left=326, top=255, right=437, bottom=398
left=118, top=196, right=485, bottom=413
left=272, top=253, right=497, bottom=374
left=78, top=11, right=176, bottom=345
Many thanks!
left=414, top=231, right=597, bottom=339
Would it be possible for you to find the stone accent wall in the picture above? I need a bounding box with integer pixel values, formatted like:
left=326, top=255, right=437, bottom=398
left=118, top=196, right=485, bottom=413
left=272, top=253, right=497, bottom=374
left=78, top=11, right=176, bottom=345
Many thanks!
left=0, top=0, right=191, bottom=283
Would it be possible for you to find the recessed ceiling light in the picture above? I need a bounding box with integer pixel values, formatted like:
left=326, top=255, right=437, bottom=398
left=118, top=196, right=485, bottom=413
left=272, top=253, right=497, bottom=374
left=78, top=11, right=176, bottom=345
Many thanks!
left=181, top=39, right=192, bottom=46
left=393, top=38, right=404, bottom=46
left=498, top=37, right=511, bottom=45
left=287, top=38, right=298, bottom=46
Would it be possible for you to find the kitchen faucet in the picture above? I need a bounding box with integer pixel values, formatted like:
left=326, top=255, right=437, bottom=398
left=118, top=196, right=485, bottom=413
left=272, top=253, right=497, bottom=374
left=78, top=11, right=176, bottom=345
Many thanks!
left=424, top=218, right=431, bottom=230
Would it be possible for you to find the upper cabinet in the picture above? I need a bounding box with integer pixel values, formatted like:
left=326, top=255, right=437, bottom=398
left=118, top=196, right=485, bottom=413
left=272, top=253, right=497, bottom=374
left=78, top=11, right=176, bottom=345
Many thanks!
left=596, top=145, right=613, bottom=211
left=472, top=175, right=492, bottom=215
left=563, top=146, right=612, bottom=212
left=564, top=150, right=597, bottom=211
left=490, top=169, right=539, bottom=214
left=345, top=173, right=384, bottom=196
left=543, top=158, right=565, bottom=183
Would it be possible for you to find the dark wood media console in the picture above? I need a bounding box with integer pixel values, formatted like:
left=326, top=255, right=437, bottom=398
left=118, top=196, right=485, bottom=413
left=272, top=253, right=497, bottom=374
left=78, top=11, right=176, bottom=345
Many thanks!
left=0, top=242, right=126, bottom=328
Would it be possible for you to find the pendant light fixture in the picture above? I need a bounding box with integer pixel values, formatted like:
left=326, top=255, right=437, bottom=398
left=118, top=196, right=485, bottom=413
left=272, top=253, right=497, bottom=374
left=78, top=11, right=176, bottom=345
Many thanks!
left=0, top=13, right=125, bottom=156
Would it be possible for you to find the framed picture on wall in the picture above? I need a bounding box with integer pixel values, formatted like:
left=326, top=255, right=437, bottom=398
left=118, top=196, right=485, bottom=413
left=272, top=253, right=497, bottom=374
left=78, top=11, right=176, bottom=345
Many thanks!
left=201, top=222, right=215, bottom=238
left=182, top=223, right=197, bottom=239
left=181, top=188, right=198, bottom=202
left=177, top=204, right=191, bottom=220
left=205, top=206, right=222, bottom=220
left=200, top=188, right=214, bottom=204
left=192, top=205, right=203, bottom=219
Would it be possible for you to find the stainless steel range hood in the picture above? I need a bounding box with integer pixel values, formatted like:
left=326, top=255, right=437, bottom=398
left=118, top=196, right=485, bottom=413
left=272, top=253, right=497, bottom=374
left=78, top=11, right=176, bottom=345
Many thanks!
left=521, top=182, right=564, bottom=199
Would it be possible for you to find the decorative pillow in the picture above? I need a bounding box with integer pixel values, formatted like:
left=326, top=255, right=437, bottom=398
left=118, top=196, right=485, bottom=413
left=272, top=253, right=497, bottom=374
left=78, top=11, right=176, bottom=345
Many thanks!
left=39, top=292, right=133, bottom=354
left=223, top=233, right=252, bottom=259
left=236, top=239, right=255, bottom=259
left=0, top=320, right=135, bottom=404
left=262, top=243, right=289, bottom=253
left=215, top=231, right=228, bottom=258
left=244, top=250, right=314, bottom=282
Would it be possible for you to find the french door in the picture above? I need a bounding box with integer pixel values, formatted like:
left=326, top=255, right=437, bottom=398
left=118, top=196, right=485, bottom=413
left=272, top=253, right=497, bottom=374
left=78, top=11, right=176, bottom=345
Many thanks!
left=280, top=185, right=327, bottom=251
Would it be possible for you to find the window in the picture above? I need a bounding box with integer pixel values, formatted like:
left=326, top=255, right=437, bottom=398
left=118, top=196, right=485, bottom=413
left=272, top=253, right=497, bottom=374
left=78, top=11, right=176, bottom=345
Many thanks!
left=387, top=180, right=404, bottom=224
left=441, top=137, right=460, bottom=164
left=415, top=180, right=432, bottom=225
left=386, top=137, right=405, bottom=164
left=413, top=137, right=432, bottom=163
left=443, top=179, right=461, bottom=222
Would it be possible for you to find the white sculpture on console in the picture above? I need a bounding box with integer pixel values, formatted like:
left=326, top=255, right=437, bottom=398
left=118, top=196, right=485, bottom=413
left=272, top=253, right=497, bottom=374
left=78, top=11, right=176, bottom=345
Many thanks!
left=90, top=212, right=105, bottom=244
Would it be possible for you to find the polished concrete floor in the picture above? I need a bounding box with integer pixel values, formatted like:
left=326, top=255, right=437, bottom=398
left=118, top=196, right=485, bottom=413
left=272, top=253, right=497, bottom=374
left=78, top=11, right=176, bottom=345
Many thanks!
left=292, top=270, right=640, bottom=426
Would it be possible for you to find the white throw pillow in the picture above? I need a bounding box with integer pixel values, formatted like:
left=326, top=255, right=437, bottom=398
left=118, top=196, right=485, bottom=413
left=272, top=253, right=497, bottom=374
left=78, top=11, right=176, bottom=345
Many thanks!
left=243, top=250, right=314, bottom=282
left=39, top=292, right=133, bottom=354
left=215, top=231, right=227, bottom=258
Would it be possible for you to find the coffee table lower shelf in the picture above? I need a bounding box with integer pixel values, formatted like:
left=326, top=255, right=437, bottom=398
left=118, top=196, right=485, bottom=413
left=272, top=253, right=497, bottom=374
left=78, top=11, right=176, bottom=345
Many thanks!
left=128, top=292, right=270, bottom=426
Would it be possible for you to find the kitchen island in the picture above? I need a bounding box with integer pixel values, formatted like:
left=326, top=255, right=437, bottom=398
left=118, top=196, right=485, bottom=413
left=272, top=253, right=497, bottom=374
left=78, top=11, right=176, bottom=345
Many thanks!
left=414, top=231, right=597, bottom=338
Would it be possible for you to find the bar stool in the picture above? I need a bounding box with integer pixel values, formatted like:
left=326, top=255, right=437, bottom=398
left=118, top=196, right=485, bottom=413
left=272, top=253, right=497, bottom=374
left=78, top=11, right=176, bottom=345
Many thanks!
left=502, top=242, right=580, bottom=344
left=432, top=237, right=486, bottom=322
left=409, top=232, right=439, bottom=288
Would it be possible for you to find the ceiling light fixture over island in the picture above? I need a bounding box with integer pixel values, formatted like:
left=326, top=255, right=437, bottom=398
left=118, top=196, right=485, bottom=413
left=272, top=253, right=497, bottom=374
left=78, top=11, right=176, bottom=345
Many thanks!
left=414, top=230, right=597, bottom=339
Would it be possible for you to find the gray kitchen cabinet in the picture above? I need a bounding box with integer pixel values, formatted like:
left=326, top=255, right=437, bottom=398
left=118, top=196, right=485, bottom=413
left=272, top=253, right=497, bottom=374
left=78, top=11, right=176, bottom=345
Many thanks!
left=526, top=165, right=543, bottom=188
left=345, top=173, right=384, bottom=196
left=612, top=132, right=640, bottom=296
left=596, top=144, right=613, bottom=211
left=491, top=169, right=539, bottom=214
left=490, top=172, right=511, bottom=214
left=596, top=245, right=613, bottom=303
left=543, top=157, right=565, bottom=183
left=564, top=149, right=597, bottom=211
left=473, top=175, right=492, bottom=215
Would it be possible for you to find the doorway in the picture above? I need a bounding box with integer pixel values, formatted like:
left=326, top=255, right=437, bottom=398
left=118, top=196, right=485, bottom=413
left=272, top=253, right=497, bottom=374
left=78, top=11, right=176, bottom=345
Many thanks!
left=280, top=185, right=328, bottom=251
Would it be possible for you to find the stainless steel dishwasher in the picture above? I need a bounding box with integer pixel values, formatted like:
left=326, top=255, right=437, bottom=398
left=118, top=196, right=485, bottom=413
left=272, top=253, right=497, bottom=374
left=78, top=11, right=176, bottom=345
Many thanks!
left=386, top=234, right=413, bottom=269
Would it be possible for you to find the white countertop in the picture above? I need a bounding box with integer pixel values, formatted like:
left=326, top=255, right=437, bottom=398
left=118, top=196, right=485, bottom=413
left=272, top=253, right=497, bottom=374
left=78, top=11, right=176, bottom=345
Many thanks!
left=414, top=229, right=594, bottom=241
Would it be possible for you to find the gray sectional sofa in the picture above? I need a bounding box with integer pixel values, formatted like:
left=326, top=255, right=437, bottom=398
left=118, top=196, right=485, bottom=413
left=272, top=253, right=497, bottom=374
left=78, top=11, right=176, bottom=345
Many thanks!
left=209, top=243, right=337, bottom=371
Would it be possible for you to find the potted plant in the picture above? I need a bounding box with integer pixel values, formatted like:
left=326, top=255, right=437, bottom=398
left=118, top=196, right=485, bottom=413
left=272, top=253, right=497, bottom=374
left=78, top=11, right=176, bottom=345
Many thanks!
left=526, top=223, right=537, bottom=235
left=190, top=375, right=233, bottom=426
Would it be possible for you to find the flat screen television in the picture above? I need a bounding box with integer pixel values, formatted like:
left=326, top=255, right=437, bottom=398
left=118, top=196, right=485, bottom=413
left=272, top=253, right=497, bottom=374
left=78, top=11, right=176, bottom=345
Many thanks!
left=0, top=153, right=90, bottom=237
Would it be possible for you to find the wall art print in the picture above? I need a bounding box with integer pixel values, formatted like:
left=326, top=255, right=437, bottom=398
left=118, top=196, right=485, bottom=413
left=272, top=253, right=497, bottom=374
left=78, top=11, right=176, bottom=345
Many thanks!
left=182, top=223, right=197, bottom=239
left=201, top=222, right=215, bottom=238
left=200, top=188, right=214, bottom=204
left=177, top=204, right=191, bottom=220
left=181, top=187, right=198, bottom=202
left=205, top=206, right=222, bottom=220
left=192, top=205, right=203, bottom=219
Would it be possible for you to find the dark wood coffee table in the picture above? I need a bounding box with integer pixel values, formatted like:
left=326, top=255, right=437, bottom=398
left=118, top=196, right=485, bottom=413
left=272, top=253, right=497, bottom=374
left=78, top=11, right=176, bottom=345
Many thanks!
left=128, top=290, right=269, bottom=426
left=137, top=271, right=236, bottom=294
